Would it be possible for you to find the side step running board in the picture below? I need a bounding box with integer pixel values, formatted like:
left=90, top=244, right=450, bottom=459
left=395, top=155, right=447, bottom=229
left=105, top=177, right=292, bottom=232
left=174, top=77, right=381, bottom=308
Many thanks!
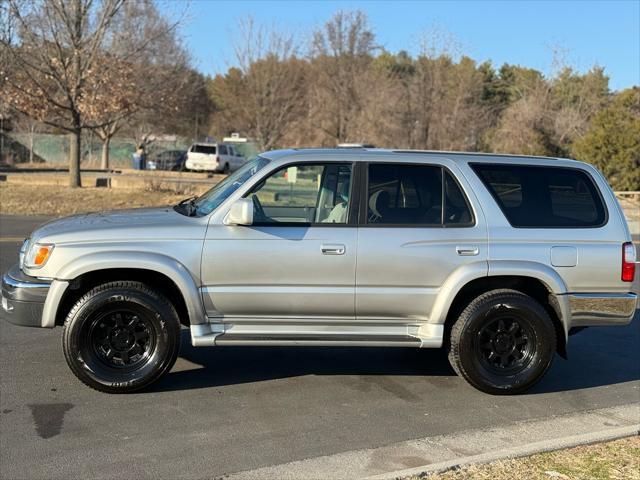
left=213, top=333, right=423, bottom=347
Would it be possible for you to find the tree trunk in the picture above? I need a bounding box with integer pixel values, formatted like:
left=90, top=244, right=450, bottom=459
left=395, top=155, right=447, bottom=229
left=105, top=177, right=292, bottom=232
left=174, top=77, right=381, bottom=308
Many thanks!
left=69, top=130, right=81, bottom=188
left=100, top=136, right=110, bottom=170
left=29, top=132, right=34, bottom=163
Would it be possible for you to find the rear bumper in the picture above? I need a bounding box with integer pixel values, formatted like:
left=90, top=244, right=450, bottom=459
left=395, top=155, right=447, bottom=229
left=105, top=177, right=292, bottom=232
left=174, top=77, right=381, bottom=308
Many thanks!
left=1, top=264, right=51, bottom=328
left=568, top=293, right=637, bottom=327
left=185, top=159, right=219, bottom=171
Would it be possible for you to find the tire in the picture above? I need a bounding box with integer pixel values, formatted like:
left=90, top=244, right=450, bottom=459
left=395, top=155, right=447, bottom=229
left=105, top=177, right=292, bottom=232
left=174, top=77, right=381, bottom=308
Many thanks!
left=62, top=281, right=181, bottom=393
left=221, top=163, right=230, bottom=174
left=447, top=289, right=556, bottom=395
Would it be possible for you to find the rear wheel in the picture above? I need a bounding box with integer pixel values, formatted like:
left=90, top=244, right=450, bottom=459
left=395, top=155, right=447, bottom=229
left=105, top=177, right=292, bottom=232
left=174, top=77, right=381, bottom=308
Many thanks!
left=448, top=289, right=556, bottom=395
left=62, top=281, right=180, bottom=393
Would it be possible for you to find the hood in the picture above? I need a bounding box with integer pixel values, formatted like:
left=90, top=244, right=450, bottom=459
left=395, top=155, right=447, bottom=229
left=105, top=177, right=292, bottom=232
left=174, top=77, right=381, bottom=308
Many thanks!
left=30, top=206, right=207, bottom=244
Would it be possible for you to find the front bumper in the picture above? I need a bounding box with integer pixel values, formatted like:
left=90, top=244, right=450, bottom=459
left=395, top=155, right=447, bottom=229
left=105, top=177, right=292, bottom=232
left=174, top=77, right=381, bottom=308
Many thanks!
left=568, top=293, right=637, bottom=327
left=1, top=264, right=51, bottom=327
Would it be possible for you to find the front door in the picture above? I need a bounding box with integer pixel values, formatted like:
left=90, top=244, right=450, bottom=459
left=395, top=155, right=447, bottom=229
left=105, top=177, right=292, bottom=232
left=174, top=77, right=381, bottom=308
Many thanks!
left=201, top=161, right=358, bottom=321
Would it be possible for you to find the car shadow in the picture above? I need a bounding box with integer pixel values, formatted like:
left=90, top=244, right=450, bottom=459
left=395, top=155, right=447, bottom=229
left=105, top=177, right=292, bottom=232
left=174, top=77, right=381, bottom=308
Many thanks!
left=149, top=313, right=639, bottom=394
left=149, top=331, right=455, bottom=392
left=530, top=313, right=640, bottom=394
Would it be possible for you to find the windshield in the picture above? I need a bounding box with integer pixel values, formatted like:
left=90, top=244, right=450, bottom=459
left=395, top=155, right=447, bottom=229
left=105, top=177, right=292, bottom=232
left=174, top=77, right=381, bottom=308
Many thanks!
left=192, top=156, right=271, bottom=215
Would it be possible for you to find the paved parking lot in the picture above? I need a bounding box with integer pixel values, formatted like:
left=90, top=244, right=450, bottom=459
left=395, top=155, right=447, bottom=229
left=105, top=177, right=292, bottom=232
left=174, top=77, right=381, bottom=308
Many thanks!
left=0, top=215, right=638, bottom=479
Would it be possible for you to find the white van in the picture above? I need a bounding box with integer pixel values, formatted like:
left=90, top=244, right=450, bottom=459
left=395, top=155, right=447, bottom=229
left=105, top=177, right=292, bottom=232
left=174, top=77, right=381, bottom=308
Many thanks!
left=185, top=142, right=245, bottom=173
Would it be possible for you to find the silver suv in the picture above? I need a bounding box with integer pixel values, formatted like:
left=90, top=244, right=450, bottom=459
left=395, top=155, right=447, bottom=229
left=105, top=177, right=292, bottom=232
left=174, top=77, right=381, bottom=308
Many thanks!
left=2, top=149, right=637, bottom=394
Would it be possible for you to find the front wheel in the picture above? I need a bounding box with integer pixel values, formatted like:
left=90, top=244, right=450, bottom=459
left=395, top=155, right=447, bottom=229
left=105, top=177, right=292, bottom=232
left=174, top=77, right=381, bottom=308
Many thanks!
left=62, top=281, right=181, bottom=393
left=447, top=289, right=556, bottom=395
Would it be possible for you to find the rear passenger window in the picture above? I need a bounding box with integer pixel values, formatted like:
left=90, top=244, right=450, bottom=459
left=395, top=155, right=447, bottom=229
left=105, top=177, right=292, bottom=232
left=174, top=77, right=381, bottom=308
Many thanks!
left=219, top=145, right=228, bottom=155
left=472, top=164, right=606, bottom=228
left=367, top=164, right=473, bottom=226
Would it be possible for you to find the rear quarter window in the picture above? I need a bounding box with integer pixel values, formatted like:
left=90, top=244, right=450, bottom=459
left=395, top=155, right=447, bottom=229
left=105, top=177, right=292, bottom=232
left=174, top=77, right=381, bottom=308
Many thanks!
left=472, top=164, right=607, bottom=228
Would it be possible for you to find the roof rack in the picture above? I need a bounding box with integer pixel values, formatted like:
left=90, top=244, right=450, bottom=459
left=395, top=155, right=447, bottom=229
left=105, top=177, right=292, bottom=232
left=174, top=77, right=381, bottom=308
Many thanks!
left=392, top=150, right=558, bottom=160
left=337, top=143, right=376, bottom=148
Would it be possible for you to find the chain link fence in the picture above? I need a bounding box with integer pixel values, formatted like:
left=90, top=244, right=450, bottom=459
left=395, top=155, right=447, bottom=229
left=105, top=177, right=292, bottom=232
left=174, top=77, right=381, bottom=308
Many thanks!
left=1, top=133, right=191, bottom=168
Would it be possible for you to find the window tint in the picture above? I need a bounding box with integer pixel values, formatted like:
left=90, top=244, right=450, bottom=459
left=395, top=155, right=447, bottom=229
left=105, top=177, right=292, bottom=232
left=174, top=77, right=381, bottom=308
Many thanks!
left=368, top=164, right=442, bottom=224
left=472, top=164, right=606, bottom=228
left=250, top=163, right=352, bottom=224
left=218, top=145, right=228, bottom=155
left=191, top=144, right=216, bottom=154
left=367, top=164, right=472, bottom=226
left=444, top=171, right=473, bottom=225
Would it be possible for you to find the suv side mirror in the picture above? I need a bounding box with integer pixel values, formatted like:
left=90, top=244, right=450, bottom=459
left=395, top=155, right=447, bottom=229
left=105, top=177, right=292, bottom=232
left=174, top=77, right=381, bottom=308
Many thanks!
left=224, top=198, right=254, bottom=226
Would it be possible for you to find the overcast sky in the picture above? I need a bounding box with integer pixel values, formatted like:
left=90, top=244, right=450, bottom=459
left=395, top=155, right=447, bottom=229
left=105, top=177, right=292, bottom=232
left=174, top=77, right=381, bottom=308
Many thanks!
left=166, top=0, right=640, bottom=91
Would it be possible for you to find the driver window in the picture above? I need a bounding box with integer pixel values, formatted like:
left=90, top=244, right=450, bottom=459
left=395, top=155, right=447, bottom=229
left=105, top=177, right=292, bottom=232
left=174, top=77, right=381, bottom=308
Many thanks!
left=250, top=163, right=352, bottom=224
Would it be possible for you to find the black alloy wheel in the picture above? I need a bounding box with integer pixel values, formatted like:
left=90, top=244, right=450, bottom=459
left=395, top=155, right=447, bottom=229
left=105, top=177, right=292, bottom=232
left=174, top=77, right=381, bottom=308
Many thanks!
left=448, top=289, right=556, bottom=395
left=62, top=281, right=181, bottom=393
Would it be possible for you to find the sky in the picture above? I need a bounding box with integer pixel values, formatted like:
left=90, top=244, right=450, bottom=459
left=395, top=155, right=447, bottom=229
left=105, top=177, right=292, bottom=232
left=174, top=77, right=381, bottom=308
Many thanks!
left=167, top=0, right=640, bottom=91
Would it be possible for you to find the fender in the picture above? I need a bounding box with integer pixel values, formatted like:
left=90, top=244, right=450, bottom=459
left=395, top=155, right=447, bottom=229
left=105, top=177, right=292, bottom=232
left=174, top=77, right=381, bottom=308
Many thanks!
left=427, top=261, right=488, bottom=326
left=489, top=260, right=571, bottom=336
left=42, top=251, right=206, bottom=328
left=428, top=259, right=571, bottom=337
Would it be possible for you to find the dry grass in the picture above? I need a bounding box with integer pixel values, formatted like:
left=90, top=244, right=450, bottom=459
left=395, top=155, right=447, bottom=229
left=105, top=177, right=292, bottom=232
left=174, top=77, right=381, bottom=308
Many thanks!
left=0, top=183, right=201, bottom=216
left=413, top=436, right=640, bottom=480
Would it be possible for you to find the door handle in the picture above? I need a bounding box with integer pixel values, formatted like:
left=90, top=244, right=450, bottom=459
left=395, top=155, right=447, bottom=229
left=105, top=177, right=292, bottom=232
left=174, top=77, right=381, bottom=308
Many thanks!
left=456, top=245, right=479, bottom=256
left=321, top=244, right=346, bottom=255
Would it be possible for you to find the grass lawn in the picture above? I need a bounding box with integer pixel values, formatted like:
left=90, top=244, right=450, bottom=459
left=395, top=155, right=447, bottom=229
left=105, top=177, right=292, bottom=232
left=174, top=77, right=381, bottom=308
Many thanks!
left=414, top=436, right=639, bottom=480
left=0, top=183, right=204, bottom=216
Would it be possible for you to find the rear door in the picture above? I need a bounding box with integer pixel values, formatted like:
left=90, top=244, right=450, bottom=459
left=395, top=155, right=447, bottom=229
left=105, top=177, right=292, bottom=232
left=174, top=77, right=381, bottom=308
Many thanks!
left=355, top=161, right=488, bottom=322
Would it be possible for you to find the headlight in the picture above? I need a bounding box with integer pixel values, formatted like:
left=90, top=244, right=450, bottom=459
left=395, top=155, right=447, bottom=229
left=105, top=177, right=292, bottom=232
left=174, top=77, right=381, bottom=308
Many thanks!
left=24, top=242, right=55, bottom=269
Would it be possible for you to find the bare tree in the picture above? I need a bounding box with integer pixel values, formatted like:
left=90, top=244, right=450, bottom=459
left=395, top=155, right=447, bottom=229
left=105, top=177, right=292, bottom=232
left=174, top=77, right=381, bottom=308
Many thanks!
left=210, top=18, right=306, bottom=150
left=309, top=10, right=377, bottom=144
left=487, top=81, right=551, bottom=155
left=88, top=0, right=193, bottom=168
left=1, top=0, right=127, bottom=186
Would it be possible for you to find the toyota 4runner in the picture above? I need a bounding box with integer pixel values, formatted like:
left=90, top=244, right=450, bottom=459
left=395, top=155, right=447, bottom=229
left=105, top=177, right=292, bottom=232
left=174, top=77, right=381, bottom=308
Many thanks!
left=2, top=149, right=637, bottom=394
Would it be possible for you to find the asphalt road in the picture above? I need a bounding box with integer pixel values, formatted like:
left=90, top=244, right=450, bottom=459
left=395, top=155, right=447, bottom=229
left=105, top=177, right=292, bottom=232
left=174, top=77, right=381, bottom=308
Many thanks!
left=1, top=215, right=639, bottom=480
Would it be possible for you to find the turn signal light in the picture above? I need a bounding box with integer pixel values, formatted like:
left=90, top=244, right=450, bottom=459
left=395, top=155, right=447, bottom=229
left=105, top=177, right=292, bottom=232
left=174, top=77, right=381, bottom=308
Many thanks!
left=24, top=243, right=54, bottom=269
left=34, top=246, right=53, bottom=266
left=622, top=242, right=636, bottom=282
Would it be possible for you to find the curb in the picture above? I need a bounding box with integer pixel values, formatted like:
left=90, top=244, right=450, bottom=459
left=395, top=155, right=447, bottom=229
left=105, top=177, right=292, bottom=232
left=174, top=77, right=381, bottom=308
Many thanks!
left=365, top=424, right=640, bottom=480
left=224, top=403, right=640, bottom=480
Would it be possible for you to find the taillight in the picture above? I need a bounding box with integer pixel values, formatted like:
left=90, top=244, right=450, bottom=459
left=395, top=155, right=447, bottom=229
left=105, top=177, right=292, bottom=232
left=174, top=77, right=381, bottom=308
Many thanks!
left=622, top=242, right=636, bottom=282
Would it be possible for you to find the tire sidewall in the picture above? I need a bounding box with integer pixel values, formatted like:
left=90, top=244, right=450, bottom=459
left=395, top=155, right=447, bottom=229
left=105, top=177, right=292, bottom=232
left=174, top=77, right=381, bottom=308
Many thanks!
left=64, top=286, right=179, bottom=393
left=457, top=295, right=556, bottom=393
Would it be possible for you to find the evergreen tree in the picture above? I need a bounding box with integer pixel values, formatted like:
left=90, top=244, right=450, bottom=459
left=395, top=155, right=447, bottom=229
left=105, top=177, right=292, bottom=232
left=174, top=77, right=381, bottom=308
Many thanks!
left=573, top=88, right=640, bottom=191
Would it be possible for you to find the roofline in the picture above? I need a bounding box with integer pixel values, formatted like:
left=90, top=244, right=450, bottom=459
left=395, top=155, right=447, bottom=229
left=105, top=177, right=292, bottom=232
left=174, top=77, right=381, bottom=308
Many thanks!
left=390, top=149, right=562, bottom=161
left=261, top=148, right=566, bottom=162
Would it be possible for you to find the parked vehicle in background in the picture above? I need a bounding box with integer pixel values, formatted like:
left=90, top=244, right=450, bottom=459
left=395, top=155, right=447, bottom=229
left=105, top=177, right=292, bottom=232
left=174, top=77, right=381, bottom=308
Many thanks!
left=223, top=133, right=259, bottom=161
left=185, top=142, right=245, bottom=173
left=146, top=150, right=187, bottom=171
left=2, top=148, right=636, bottom=395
